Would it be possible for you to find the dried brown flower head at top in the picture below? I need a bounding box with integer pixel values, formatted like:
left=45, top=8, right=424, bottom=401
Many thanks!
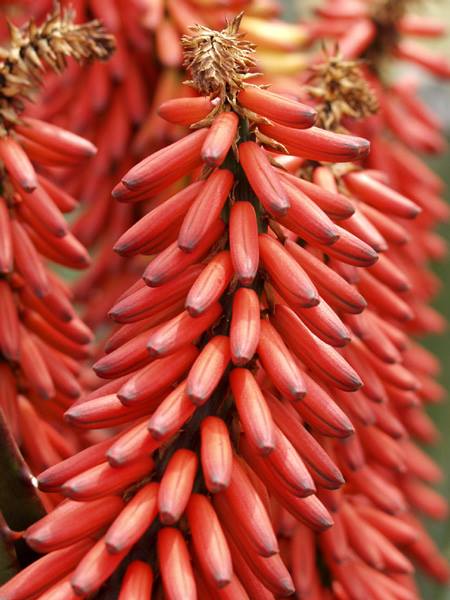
left=182, top=13, right=258, bottom=108
left=307, top=47, right=378, bottom=133
left=0, top=5, right=115, bottom=134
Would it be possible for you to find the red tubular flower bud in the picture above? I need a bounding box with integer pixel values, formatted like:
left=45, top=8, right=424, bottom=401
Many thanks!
left=368, top=253, right=411, bottom=292
left=333, top=388, right=375, bottom=428
left=257, top=319, right=306, bottom=400
left=230, top=368, right=275, bottom=455
left=158, top=450, right=197, bottom=525
left=294, top=298, right=351, bottom=348
left=336, top=18, right=377, bottom=59
left=340, top=208, right=388, bottom=253
left=265, top=392, right=344, bottom=488
left=17, top=185, right=68, bottom=238
left=225, top=534, right=278, bottom=599
left=290, top=524, right=316, bottom=598
left=398, top=14, right=446, bottom=37
left=105, top=482, right=159, bottom=553
left=18, top=134, right=79, bottom=167
left=285, top=241, right=366, bottom=314
left=358, top=340, right=419, bottom=391
left=300, top=372, right=355, bottom=436
left=259, top=123, right=370, bottom=162
left=107, top=420, right=161, bottom=467
left=200, top=416, right=233, bottom=493
left=401, top=439, right=442, bottom=482
left=143, top=218, right=225, bottom=286
left=157, top=528, right=197, bottom=600
left=28, top=227, right=90, bottom=269
left=344, top=171, right=421, bottom=219
left=394, top=40, right=450, bottom=78
left=266, top=426, right=316, bottom=496
left=178, top=169, right=233, bottom=252
left=65, top=393, right=162, bottom=429
left=400, top=477, right=448, bottom=521
left=17, top=117, right=97, bottom=158
left=342, top=346, right=386, bottom=405
left=25, top=496, right=124, bottom=553
left=242, top=437, right=333, bottom=531
left=0, top=197, right=12, bottom=274
left=36, top=577, right=79, bottom=600
left=94, top=330, right=155, bottom=379
left=19, top=327, right=54, bottom=399
left=38, top=436, right=117, bottom=492
left=22, top=310, right=90, bottom=360
left=187, top=494, right=233, bottom=588
left=354, top=504, right=418, bottom=547
left=347, top=465, right=407, bottom=514
left=220, top=515, right=294, bottom=597
left=0, top=539, right=94, bottom=600
left=61, top=456, right=154, bottom=501
left=0, top=280, right=19, bottom=361
left=118, top=345, right=199, bottom=405
left=202, top=111, right=239, bottom=167
left=259, top=234, right=319, bottom=307
left=278, top=178, right=339, bottom=245
left=230, top=288, right=261, bottom=366
left=11, top=219, right=49, bottom=297
left=118, top=561, right=153, bottom=600
left=114, top=181, right=204, bottom=256
left=229, top=201, right=259, bottom=285
left=239, top=141, right=290, bottom=216
left=216, top=456, right=279, bottom=557
left=238, top=86, right=316, bottom=128
left=272, top=304, right=362, bottom=392
left=148, top=381, right=196, bottom=440
left=187, top=336, right=231, bottom=405
left=38, top=174, right=78, bottom=213
left=360, top=425, right=407, bottom=473
left=158, top=96, right=216, bottom=125
left=110, top=266, right=201, bottom=324
left=317, top=225, right=378, bottom=267
left=319, top=510, right=349, bottom=563
left=0, top=136, right=37, bottom=192
left=185, top=251, right=234, bottom=316
left=70, top=538, right=128, bottom=597
left=147, top=302, right=223, bottom=357
left=281, top=170, right=354, bottom=219
left=341, top=503, right=386, bottom=570
left=358, top=270, right=414, bottom=322
left=117, top=128, right=208, bottom=196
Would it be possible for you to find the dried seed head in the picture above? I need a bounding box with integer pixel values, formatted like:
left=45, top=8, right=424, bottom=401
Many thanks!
left=307, top=47, right=378, bottom=133
left=182, top=13, right=257, bottom=107
left=0, top=5, right=115, bottom=134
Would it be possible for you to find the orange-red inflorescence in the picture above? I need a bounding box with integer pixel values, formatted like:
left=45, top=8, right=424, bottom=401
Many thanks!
left=0, top=7, right=114, bottom=489
left=0, top=3, right=449, bottom=600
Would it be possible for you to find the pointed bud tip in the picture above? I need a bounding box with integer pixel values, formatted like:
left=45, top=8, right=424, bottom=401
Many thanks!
left=159, top=511, right=177, bottom=526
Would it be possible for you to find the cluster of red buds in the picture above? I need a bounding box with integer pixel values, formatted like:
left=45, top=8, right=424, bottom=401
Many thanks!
left=0, top=7, right=114, bottom=487
left=0, top=2, right=449, bottom=599
left=0, top=2, right=448, bottom=600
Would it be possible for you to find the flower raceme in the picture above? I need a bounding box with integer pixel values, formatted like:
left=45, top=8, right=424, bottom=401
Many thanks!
left=0, top=118, right=96, bottom=478
left=1, top=12, right=449, bottom=600
left=0, top=7, right=115, bottom=479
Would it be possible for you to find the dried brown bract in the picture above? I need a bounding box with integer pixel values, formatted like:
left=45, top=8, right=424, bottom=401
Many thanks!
left=181, top=13, right=260, bottom=125
left=0, top=5, right=115, bottom=134
left=307, top=47, right=378, bottom=132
